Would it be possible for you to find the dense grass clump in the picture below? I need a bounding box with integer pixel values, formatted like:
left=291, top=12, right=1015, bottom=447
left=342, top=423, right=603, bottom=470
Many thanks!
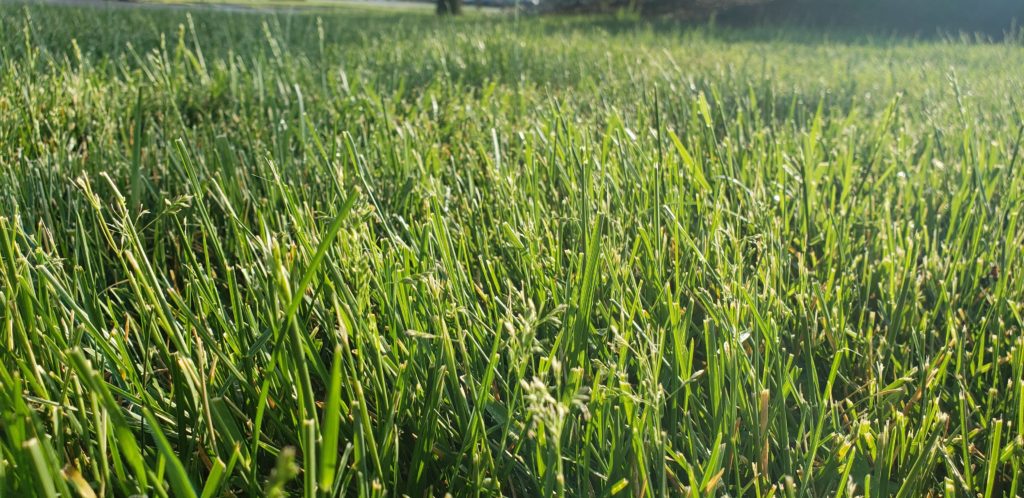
left=2, top=4, right=1024, bottom=496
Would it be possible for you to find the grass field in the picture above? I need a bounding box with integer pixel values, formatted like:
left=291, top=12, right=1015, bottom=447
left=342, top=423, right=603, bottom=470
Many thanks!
left=2, top=3, right=1024, bottom=496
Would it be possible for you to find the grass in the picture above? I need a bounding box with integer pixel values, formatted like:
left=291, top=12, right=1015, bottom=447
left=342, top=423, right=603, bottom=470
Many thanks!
left=136, top=0, right=438, bottom=13
left=1, top=3, right=1024, bottom=496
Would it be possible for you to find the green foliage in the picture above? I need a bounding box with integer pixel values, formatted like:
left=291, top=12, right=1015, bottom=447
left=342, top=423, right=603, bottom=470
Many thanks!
left=437, top=0, right=462, bottom=15
left=730, top=0, right=1024, bottom=35
left=1, top=4, right=1024, bottom=496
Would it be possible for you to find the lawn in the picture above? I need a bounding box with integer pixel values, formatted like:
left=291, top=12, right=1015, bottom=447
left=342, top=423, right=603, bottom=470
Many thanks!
left=1, top=3, right=1023, bottom=496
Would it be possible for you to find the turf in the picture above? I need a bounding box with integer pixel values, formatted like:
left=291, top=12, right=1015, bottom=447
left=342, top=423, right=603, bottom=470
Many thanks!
left=1, top=3, right=1023, bottom=497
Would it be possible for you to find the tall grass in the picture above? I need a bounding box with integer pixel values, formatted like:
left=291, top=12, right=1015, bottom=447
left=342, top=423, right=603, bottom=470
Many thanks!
left=1, top=3, right=1023, bottom=496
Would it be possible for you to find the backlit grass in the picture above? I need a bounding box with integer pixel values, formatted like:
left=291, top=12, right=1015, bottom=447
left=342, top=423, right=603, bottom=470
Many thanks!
left=1, top=4, right=1023, bottom=496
